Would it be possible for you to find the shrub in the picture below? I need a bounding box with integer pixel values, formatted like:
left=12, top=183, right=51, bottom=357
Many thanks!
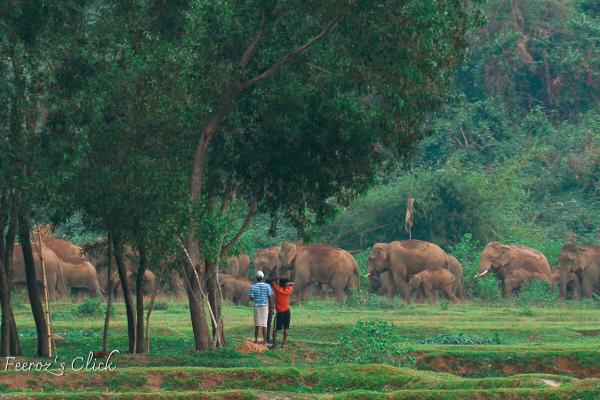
left=516, top=279, right=559, bottom=306
left=76, top=298, right=104, bottom=318
left=327, top=321, right=414, bottom=366
left=420, top=332, right=511, bottom=345
left=469, top=275, right=503, bottom=303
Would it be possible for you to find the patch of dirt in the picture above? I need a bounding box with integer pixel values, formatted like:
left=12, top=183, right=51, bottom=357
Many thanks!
left=302, top=350, right=322, bottom=363
left=146, top=373, right=162, bottom=390
left=236, top=341, right=269, bottom=354
left=202, top=373, right=226, bottom=388
left=0, top=373, right=30, bottom=390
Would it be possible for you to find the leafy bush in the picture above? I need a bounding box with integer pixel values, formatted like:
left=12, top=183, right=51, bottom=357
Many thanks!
left=420, top=332, right=511, bottom=345
left=471, top=276, right=503, bottom=303
left=516, top=279, right=559, bottom=306
left=327, top=321, right=414, bottom=366
left=76, top=298, right=104, bottom=318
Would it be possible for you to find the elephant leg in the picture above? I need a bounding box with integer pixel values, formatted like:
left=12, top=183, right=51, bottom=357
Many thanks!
left=392, top=273, right=410, bottom=301
left=503, top=280, right=515, bottom=297
left=443, top=286, right=459, bottom=303
left=423, top=283, right=434, bottom=301
left=581, top=278, right=594, bottom=299
left=331, top=275, right=347, bottom=301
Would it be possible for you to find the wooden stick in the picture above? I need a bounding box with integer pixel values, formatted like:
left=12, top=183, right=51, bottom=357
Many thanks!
left=36, top=227, right=54, bottom=357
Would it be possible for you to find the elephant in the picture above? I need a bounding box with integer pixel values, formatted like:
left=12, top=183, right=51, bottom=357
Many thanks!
left=368, top=270, right=396, bottom=298
left=447, top=255, right=466, bottom=300
left=408, top=267, right=458, bottom=303
left=558, top=243, right=600, bottom=299
left=12, top=244, right=65, bottom=301
left=475, top=242, right=552, bottom=297
left=221, top=254, right=251, bottom=278
left=42, top=236, right=102, bottom=298
left=220, top=274, right=251, bottom=306
left=82, top=238, right=156, bottom=296
left=278, top=243, right=359, bottom=301
left=61, top=261, right=102, bottom=298
left=551, top=268, right=580, bottom=299
left=367, top=240, right=450, bottom=300
left=253, top=246, right=281, bottom=276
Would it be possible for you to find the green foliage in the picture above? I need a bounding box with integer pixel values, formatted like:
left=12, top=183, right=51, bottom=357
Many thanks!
left=327, top=321, right=415, bottom=366
left=516, top=280, right=560, bottom=307
left=419, top=332, right=510, bottom=345
left=471, top=277, right=504, bottom=303
left=315, top=169, right=520, bottom=249
left=76, top=298, right=104, bottom=318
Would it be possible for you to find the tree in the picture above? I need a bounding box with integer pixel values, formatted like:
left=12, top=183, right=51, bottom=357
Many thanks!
left=177, top=0, right=484, bottom=349
left=0, top=1, right=90, bottom=357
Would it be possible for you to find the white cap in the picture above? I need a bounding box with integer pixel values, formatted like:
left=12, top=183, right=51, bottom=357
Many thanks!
left=256, top=270, right=264, bottom=279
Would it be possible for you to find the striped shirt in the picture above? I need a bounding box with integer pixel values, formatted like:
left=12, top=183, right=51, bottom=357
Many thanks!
left=248, top=282, right=273, bottom=307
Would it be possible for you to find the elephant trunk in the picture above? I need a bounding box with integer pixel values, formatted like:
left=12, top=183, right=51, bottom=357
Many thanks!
left=559, top=266, right=569, bottom=300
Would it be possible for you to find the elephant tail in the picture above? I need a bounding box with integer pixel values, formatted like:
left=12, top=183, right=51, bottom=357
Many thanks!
left=352, top=261, right=360, bottom=291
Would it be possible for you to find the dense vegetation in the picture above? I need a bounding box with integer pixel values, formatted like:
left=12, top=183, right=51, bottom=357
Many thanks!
left=313, top=0, right=600, bottom=255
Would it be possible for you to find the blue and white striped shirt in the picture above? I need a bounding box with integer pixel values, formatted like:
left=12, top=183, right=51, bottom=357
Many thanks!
left=248, top=282, right=273, bottom=307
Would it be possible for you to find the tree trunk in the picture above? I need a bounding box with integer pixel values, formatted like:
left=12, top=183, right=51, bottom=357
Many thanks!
left=183, top=238, right=210, bottom=351
left=206, top=258, right=225, bottom=348
left=134, top=245, right=146, bottom=354
left=102, top=232, right=114, bottom=353
left=113, top=236, right=136, bottom=353
left=0, top=197, right=21, bottom=356
left=18, top=212, right=50, bottom=357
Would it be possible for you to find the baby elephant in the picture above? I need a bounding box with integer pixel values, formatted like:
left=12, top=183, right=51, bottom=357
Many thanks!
left=409, top=268, right=458, bottom=303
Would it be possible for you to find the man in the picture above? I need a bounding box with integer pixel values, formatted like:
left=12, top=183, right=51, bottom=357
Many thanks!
left=272, top=277, right=294, bottom=349
left=265, top=272, right=279, bottom=345
left=248, top=270, right=273, bottom=345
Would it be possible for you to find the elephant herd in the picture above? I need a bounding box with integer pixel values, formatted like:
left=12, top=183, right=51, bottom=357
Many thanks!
left=235, top=239, right=600, bottom=304
left=11, top=234, right=600, bottom=304
left=11, top=235, right=186, bottom=301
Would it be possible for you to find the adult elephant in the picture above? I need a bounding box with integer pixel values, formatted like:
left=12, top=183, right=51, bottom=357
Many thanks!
left=475, top=242, right=552, bottom=297
left=367, top=240, right=450, bottom=300
left=12, top=244, right=65, bottom=301
left=253, top=246, right=281, bottom=276
left=222, top=254, right=251, bottom=278
left=61, top=261, right=102, bottom=298
left=447, top=255, right=466, bottom=300
left=42, top=236, right=101, bottom=298
left=83, top=238, right=156, bottom=296
left=220, top=274, right=251, bottom=306
left=558, top=243, right=600, bottom=299
left=278, top=243, right=359, bottom=301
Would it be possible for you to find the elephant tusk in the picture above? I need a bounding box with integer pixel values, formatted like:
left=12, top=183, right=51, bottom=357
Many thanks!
left=474, top=269, right=489, bottom=278
left=364, top=273, right=371, bottom=278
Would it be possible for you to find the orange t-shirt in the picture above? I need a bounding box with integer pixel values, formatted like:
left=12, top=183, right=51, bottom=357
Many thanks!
left=272, top=284, right=293, bottom=313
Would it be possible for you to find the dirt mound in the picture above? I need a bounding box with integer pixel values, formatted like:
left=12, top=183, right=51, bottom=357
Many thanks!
left=236, top=341, right=269, bottom=354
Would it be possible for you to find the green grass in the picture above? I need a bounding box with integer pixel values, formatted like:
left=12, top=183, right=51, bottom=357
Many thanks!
left=4, top=299, right=600, bottom=398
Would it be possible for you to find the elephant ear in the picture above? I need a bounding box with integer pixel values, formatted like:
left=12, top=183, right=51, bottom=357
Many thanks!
left=497, top=245, right=513, bottom=268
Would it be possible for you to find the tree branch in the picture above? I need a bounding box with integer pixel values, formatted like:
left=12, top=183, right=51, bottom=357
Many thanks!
left=220, top=197, right=257, bottom=257
left=238, top=10, right=345, bottom=91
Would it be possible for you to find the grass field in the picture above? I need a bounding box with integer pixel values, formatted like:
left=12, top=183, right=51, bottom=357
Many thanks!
left=2, top=298, right=600, bottom=399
